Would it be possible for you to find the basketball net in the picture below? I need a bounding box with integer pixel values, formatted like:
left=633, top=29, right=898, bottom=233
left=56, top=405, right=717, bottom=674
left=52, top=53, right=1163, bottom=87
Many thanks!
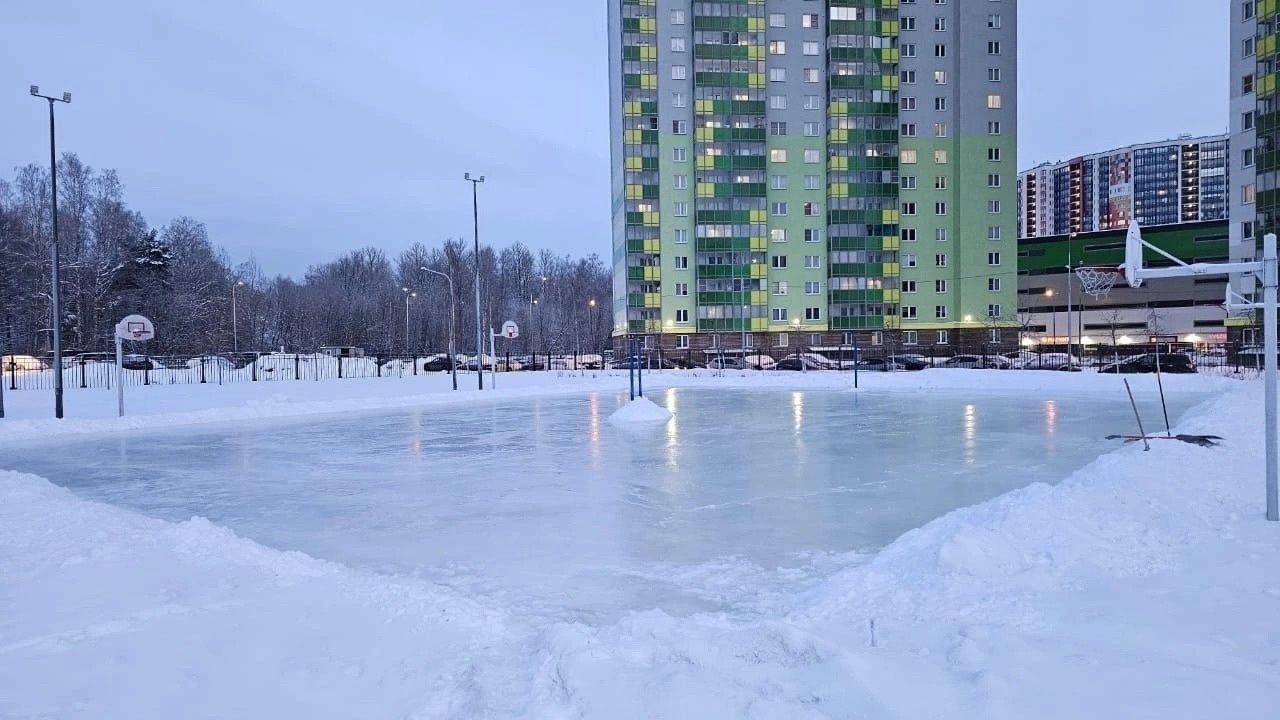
left=1074, top=266, right=1123, bottom=299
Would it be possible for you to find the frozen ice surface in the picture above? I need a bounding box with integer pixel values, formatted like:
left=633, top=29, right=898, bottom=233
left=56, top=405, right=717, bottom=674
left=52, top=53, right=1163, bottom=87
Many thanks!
left=0, top=387, right=1211, bottom=622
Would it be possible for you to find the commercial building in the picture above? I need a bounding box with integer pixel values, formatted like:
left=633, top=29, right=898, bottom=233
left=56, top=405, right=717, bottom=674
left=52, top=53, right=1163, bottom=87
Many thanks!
left=1018, top=221, right=1232, bottom=345
left=608, top=0, right=1018, bottom=358
left=1018, top=134, right=1230, bottom=240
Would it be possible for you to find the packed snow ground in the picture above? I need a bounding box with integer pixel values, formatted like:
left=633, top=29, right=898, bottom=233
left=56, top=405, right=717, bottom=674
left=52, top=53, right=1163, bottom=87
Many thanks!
left=2, top=370, right=1278, bottom=718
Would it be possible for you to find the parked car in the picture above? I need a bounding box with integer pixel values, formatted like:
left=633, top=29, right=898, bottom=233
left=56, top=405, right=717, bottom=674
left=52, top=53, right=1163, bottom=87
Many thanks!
left=742, top=354, right=778, bottom=370
left=121, top=354, right=154, bottom=370
left=1097, top=353, right=1197, bottom=374
left=856, top=355, right=928, bottom=372
left=940, top=354, right=984, bottom=369
left=2, top=354, right=47, bottom=371
left=772, top=358, right=807, bottom=371
left=1011, top=352, right=1080, bottom=371
left=705, top=357, right=745, bottom=370
left=774, top=354, right=830, bottom=371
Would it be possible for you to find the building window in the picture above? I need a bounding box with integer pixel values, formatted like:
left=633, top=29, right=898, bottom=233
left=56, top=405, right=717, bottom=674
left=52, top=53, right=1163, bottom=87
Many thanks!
left=902, top=280, right=917, bottom=293
left=936, top=330, right=949, bottom=345
left=1245, top=147, right=1256, bottom=167
left=804, top=175, right=821, bottom=190
left=902, top=202, right=917, bottom=216
left=934, top=70, right=947, bottom=84
left=804, top=149, right=821, bottom=163
left=804, top=254, right=820, bottom=268
left=935, top=227, right=947, bottom=242
left=987, top=121, right=1002, bottom=135
left=987, top=173, right=1001, bottom=188
left=673, top=174, right=687, bottom=190
left=772, top=281, right=788, bottom=295
left=769, top=40, right=786, bottom=55
left=935, top=279, right=947, bottom=293
left=1244, top=183, right=1257, bottom=204
left=988, top=225, right=1002, bottom=240
left=676, top=309, right=689, bottom=323
left=988, top=41, right=1001, bottom=55
left=1244, top=111, right=1255, bottom=130
left=989, top=328, right=1001, bottom=343
left=988, top=147, right=1002, bottom=161
left=772, top=308, right=788, bottom=321
left=676, top=335, right=689, bottom=349
left=803, top=68, right=820, bottom=83
left=901, top=16, right=916, bottom=30
left=803, top=41, right=819, bottom=56
left=987, top=251, right=1002, bottom=265
left=935, top=305, right=948, bottom=319
left=673, top=202, right=688, bottom=217
left=1245, top=1, right=1256, bottom=20
left=987, top=200, right=1002, bottom=214
left=935, top=253, right=947, bottom=267
left=987, top=94, right=1002, bottom=109
left=672, top=91, right=686, bottom=107
left=1244, top=74, right=1255, bottom=94
left=770, top=95, right=787, bottom=110
left=935, top=202, right=947, bottom=216
left=672, top=120, right=687, bottom=134
left=675, top=283, right=688, bottom=296
left=804, top=95, right=821, bottom=110
left=904, top=253, right=918, bottom=267
left=988, top=14, right=1002, bottom=29
left=805, top=281, right=820, bottom=295
left=902, top=227, right=917, bottom=242
left=871, top=331, right=883, bottom=346
left=988, top=68, right=1001, bottom=82
left=901, top=149, right=919, bottom=164
left=901, top=96, right=917, bottom=111
left=935, top=44, right=947, bottom=57
left=671, top=65, right=687, bottom=80
left=901, top=123, right=918, bottom=138
left=803, top=202, right=818, bottom=216
left=934, top=149, right=948, bottom=164
left=904, top=330, right=918, bottom=345
left=934, top=97, right=947, bottom=111
left=803, top=121, right=820, bottom=136
left=769, top=67, right=786, bottom=82
left=902, top=70, right=917, bottom=84
left=988, top=304, right=1002, bottom=318
left=769, top=13, right=785, bottom=27
left=902, top=43, right=916, bottom=58
left=934, top=122, right=948, bottom=137
left=901, top=305, right=918, bottom=319
left=671, top=9, right=685, bottom=24
left=675, top=256, right=688, bottom=269
left=1244, top=37, right=1255, bottom=57
left=901, top=175, right=917, bottom=190
left=675, top=228, right=688, bottom=244
left=934, top=175, right=948, bottom=190
left=770, top=148, right=788, bottom=162
left=673, top=147, right=687, bottom=162
left=771, top=201, right=788, bottom=216
left=771, top=175, right=788, bottom=190
left=805, top=307, right=821, bottom=321
left=769, top=121, right=787, bottom=136
left=671, top=37, right=686, bottom=53
left=771, top=255, right=788, bottom=269
left=934, top=17, right=946, bottom=31
left=801, top=13, right=819, bottom=28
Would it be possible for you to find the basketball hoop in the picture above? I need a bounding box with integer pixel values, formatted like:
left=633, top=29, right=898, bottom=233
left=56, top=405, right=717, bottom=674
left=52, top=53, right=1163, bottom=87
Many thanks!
left=1074, top=266, right=1124, bottom=299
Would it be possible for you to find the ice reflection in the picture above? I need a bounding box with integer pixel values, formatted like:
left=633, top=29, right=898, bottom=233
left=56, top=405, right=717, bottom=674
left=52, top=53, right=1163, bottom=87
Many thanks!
left=665, top=388, right=681, bottom=468
left=1045, top=400, right=1058, bottom=435
left=963, top=403, right=977, bottom=464
left=587, top=393, right=602, bottom=469
left=791, top=391, right=804, bottom=435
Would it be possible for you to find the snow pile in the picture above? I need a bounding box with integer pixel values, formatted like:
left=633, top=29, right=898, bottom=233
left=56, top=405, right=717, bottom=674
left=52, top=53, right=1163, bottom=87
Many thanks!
left=607, top=396, right=673, bottom=426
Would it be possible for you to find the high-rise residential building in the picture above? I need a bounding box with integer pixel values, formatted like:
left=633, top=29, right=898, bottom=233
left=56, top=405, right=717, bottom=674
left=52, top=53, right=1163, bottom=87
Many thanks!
left=608, top=0, right=1018, bottom=358
left=1017, top=134, right=1230, bottom=240
left=1236, top=0, right=1266, bottom=345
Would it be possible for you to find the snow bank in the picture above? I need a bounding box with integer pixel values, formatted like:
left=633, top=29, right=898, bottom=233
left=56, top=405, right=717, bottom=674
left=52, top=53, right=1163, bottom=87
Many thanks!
left=607, top=396, right=673, bottom=426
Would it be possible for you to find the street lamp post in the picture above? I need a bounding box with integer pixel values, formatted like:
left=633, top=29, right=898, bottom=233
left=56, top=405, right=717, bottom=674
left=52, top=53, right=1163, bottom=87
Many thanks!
left=232, top=280, right=245, bottom=354
left=1045, top=288, right=1056, bottom=344
left=30, top=85, right=71, bottom=419
left=465, top=172, right=485, bottom=389
left=402, top=287, right=416, bottom=354
left=588, top=298, right=598, bottom=354
left=422, top=267, right=458, bottom=390
left=1065, top=235, right=1076, bottom=359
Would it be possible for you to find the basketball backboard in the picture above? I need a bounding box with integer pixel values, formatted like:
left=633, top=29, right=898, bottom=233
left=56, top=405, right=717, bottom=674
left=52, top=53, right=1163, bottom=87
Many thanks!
left=115, top=314, right=155, bottom=342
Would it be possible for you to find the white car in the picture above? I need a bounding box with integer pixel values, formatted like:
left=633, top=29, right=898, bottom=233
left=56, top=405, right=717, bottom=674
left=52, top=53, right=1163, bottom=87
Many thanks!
left=2, top=354, right=46, bottom=371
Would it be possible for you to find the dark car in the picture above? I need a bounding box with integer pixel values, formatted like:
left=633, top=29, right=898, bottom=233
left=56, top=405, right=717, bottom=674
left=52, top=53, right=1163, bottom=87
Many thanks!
left=121, top=353, right=154, bottom=370
left=856, top=356, right=927, bottom=372
left=940, top=354, right=983, bottom=369
left=1098, top=353, right=1196, bottom=374
left=772, top=358, right=806, bottom=371
left=421, top=356, right=454, bottom=372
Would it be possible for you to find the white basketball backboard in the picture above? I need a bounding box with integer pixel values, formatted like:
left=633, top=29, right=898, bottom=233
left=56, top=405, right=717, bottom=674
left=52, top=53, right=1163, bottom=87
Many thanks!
left=115, top=314, right=155, bottom=341
left=501, top=320, right=519, bottom=339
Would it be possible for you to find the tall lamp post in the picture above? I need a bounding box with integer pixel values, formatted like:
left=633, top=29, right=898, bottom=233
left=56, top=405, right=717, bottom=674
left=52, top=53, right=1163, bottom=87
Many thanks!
left=232, top=280, right=245, bottom=354
left=465, top=172, right=485, bottom=389
left=30, top=85, right=71, bottom=419
left=422, top=266, right=458, bottom=390
left=401, top=287, right=416, bottom=354
left=1045, top=287, right=1056, bottom=344
left=588, top=298, right=598, bottom=354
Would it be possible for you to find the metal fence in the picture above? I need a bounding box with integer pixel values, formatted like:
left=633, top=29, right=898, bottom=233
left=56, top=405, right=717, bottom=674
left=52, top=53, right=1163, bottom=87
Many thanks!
left=0, top=351, right=615, bottom=391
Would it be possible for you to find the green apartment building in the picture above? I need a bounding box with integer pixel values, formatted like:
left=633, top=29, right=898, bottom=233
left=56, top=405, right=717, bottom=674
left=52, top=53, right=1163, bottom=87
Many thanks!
left=608, top=0, right=1019, bottom=357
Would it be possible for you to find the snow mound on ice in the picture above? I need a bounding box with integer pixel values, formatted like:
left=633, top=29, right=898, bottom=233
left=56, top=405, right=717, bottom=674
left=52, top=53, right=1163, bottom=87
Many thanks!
left=608, top=397, right=673, bottom=426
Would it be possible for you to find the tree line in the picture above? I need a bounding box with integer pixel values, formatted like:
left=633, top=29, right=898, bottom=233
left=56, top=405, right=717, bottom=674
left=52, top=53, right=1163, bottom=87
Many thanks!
left=1, top=154, right=612, bottom=358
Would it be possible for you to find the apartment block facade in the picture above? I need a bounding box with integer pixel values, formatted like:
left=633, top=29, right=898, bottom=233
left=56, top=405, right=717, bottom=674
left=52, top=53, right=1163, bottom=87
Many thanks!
left=609, top=0, right=1018, bottom=357
left=1017, top=134, right=1230, bottom=240
left=1231, top=0, right=1267, bottom=344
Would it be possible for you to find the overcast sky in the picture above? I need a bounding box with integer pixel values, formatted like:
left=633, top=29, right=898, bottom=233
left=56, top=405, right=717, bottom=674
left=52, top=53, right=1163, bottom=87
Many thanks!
left=1, top=0, right=1228, bottom=277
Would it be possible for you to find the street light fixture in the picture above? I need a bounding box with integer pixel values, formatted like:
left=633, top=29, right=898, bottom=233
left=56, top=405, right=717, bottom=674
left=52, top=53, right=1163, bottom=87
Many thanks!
left=465, top=172, right=486, bottom=389
left=30, top=85, right=71, bottom=419
left=402, top=287, right=416, bottom=354
left=421, top=266, right=458, bottom=390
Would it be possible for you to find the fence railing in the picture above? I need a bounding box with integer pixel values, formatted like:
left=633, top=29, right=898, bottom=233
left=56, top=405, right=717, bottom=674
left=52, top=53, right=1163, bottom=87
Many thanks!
left=0, top=351, right=616, bottom=391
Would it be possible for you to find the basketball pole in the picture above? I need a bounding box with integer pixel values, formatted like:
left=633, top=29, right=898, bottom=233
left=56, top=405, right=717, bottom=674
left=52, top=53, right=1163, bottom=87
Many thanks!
left=1263, top=232, right=1277, bottom=521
